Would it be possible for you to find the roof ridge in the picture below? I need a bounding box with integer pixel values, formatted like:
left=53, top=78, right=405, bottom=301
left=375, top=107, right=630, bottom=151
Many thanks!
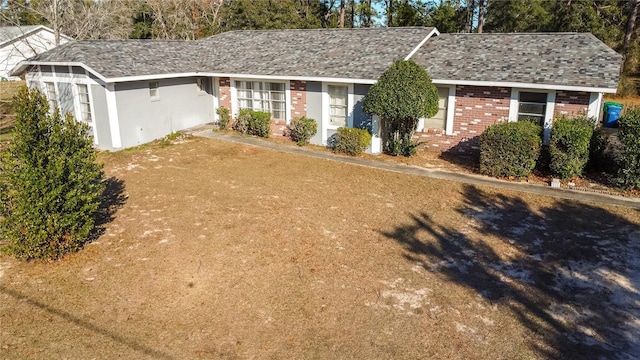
left=440, top=32, right=584, bottom=35
left=218, top=26, right=431, bottom=34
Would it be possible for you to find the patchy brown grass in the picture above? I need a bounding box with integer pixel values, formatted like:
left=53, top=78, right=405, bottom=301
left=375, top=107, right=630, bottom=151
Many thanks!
left=1, top=137, right=639, bottom=359
left=0, top=81, right=23, bottom=142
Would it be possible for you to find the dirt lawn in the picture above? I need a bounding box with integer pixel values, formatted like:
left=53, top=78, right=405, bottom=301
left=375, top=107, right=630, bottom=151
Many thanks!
left=1, top=137, right=639, bottom=359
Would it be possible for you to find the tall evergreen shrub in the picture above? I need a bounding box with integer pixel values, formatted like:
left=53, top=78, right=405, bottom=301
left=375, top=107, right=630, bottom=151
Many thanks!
left=548, top=115, right=594, bottom=179
left=0, top=88, right=104, bottom=260
left=616, top=106, right=640, bottom=189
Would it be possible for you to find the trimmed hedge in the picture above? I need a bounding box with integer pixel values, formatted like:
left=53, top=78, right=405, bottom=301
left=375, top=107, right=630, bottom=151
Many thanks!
left=480, top=121, right=542, bottom=178
left=233, top=109, right=251, bottom=134
left=247, top=110, right=271, bottom=138
left=548, top=115, right=594, bottom=179
left=216, top=107, right=230, bottom=129
left=616, top=106, right=640, bottom=189
left=333, top=127, right=371, bottom=156
left=233, top=109, right=271, bottom=138
left=288, top=117, right=318, bottom=145
left=587, top=127, right=612, bottom=172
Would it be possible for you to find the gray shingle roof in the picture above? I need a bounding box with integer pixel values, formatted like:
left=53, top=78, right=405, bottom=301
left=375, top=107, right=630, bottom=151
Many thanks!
left=412, top=32, right=621, bottom=90
left=27, top=39, right=199, bottom=78
left=26, top=27, right=433, bottom=80
left=19, top=28, right=621, bottom=91
left=198, top=27, right=433, bottom=79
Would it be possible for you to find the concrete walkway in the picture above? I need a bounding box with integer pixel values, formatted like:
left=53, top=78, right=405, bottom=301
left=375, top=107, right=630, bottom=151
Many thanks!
left=189, top=127, right=640, bottom=209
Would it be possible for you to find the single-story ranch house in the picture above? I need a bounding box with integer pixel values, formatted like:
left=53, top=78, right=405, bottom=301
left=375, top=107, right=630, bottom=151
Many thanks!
left=11, top=27, right=621, bottom=153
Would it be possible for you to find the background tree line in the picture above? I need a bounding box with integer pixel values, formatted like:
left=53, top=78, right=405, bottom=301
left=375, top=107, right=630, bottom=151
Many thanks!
left=1, top=0, right=639, bottom=90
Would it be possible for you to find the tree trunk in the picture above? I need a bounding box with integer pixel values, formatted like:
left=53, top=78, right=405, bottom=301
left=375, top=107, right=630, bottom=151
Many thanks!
left=467, top=0, right=475, bottom=33
left=477, top=0, right=486, bottom=33
left=624, top=0, right=640, bottom=50
left=339, top=0, right=345, bottom=27
left=387, top=0, right=393, bottom=27
left=53, top=0, right=60, bottom=45
left=623, top=0, right=640, bottom=73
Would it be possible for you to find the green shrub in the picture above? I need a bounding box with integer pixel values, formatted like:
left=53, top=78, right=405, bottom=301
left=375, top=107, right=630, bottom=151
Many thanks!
left=548, top=115, right=594, bottom=179
left=233, top=109, right=271, bottom=138
left=616, top=106, right=640, bottom=189
left=362, top=59, right=438, bottom=156
left=216, top=107, right=230, bottom=129
left=288, top=117, right=318, bottom=145
left=333, top=127, right=371, bottom=156
left=479, top=121, right=542, bottom=178
left=587, top=127, right=613, bottom=172
left=247, top=110, right=271, bottom=138
left=233, top=108, right=252, bottom=134
left=0, top=88, right=105, bottom=260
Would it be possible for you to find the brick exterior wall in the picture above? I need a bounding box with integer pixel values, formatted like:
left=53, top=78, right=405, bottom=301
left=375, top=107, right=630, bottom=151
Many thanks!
left=290, top=80, right=307, bottom=119
left=219, top=77, right=232, bottom=110
left=415, top=85, right=511, bottom=153
left=270, top=119, right=287, bottom=137
left=554, top=90, right=590, bottom=118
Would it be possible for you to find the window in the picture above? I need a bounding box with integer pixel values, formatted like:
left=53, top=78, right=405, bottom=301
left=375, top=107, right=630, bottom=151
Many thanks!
left=76, top=84, right=92, bottom=124
left=423, top=87, right=449, bottom=129
left=149, top=81, right=159, bottom=100
left=236, top=81, right=285, bottom=119
left=44, top=82, right=57, bottom=110
left=196, top=78, right=207, bottom=94
left=518, top=92, right=547, bottom=126
left=328, top=85, right=348, bottom=127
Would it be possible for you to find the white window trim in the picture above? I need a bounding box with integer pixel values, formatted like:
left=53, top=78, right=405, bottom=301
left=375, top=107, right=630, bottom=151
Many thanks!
left=416, top=85, right=455, bottom=135
left=509, top=88, right=556, bottom=143
left=230, top=78, right=291, bottom=123
left=321, top=82, right=354, bottom=144
left=588, top=92, right=602, bottom=122
left=213, top=77, right=220, bottom=122
left=149, top=81, right=160, bottom=101
left=196, top=77, right=207, bottom=95
left=72, top=82, right=99, bottom=145
left=445, top=86, right=456, bottom=135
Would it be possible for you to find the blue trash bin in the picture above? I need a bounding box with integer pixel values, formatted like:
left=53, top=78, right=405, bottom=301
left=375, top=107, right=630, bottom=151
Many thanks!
left=605, top=104, right=622, bottom=128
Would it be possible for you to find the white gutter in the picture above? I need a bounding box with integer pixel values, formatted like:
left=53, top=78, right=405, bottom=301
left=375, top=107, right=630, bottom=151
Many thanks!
left=431, top=78, right=618, bottom=94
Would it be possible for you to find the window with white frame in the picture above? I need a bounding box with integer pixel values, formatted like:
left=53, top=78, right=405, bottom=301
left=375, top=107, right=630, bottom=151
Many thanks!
left=44, top=82, right=58, bottom=110
left=423, top=87, right=449, bottom=129
left=236, top=81, right=286, bottom=119
left=76, top=84, right=92, bottom=124
left=518, top=92, right=547, bottom=126
left=196, top=78, right=206, bottom=94
left=328, top=85, right=348, bottom=127
left=149, top=81, right=160, bottom=100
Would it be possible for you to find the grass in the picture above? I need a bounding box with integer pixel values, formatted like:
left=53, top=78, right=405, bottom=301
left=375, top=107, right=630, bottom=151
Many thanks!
left=0, top=81, right=23, bottom=142
left=1, top=137, right=639, bottom=359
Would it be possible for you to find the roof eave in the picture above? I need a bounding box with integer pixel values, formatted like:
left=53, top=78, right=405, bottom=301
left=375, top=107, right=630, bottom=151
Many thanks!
left=432, top=78, right=618, bottom=93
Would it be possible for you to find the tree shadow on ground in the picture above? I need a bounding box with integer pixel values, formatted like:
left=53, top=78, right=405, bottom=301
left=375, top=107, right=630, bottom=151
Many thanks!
left=439, top=140, right=480, bottom=173
left=381, top=184, right=640, bottom=359
left=88, top=176, right=127, bottom=243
